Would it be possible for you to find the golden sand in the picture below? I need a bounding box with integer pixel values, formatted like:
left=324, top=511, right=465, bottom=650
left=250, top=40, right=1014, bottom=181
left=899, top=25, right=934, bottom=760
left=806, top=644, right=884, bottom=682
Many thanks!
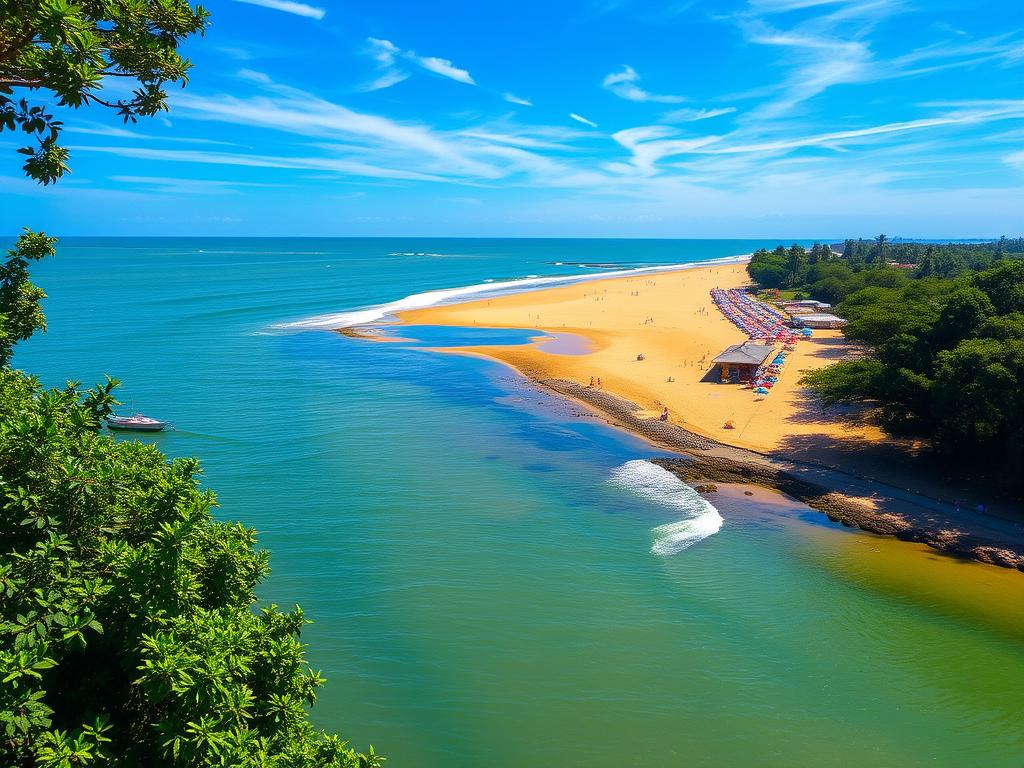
left=398, top=262, right=885, bottom=454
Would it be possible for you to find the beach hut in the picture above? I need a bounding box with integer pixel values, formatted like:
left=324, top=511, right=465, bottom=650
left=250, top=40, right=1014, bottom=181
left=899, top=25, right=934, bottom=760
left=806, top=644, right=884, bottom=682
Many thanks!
left=711, top=341, right=776, bottom=384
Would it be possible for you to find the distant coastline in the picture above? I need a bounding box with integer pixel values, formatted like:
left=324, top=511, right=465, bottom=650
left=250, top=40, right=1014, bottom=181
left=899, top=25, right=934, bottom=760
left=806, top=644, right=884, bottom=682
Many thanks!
left=344, top=260, right=1024, bottom=570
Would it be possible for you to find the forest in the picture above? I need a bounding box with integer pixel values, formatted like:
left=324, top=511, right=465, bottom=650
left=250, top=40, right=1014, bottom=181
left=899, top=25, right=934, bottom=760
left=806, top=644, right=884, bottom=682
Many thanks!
left=747, top=237, right=1024, bottom=495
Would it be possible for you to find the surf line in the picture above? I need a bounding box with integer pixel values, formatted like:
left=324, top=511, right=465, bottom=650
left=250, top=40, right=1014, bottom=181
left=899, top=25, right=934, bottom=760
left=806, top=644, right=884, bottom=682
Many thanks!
left=609, top=460, right=723, bottom=556
left=275, top=254, right=751, bottom=331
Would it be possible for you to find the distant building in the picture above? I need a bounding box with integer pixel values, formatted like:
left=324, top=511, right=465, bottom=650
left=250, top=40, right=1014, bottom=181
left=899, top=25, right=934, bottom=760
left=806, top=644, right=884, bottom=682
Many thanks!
left=791, top=313, right=847, bottom=329
left=781, top=299, right=832, bottom=314
left=711, top=341, right=776, bottom=384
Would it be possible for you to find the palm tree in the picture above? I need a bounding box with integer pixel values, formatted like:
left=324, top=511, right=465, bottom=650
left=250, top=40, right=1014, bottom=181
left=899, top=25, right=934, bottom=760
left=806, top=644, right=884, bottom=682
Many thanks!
left=872, top=233, right=889, bottom=265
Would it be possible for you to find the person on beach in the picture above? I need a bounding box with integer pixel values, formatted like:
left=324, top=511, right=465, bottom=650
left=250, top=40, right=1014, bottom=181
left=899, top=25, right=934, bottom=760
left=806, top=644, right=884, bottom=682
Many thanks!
left=660, top=407, right=669, bottom=421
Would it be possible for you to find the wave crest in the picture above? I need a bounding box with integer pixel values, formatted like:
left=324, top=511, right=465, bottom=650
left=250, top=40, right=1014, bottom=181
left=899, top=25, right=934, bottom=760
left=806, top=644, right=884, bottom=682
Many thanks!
left=608, top=460, right=723, bottom=556
left=275, top=254, right=749, bottom=330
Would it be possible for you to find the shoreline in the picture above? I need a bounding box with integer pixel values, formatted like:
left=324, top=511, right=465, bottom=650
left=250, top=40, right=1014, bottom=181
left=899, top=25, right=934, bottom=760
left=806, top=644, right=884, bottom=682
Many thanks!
left=535, top=377, right=1024, bottom=570
left=346, top=261, right=1024, bottom=570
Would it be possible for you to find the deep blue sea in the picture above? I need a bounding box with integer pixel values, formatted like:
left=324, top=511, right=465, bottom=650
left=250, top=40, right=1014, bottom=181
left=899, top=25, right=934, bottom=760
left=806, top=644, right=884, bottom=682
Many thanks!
left=12, top=238, right=1024, bottom=767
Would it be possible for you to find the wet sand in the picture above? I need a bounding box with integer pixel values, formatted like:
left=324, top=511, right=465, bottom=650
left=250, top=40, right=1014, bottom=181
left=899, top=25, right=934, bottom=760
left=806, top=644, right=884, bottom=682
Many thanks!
left=355, top=261, right=1024, bottom=569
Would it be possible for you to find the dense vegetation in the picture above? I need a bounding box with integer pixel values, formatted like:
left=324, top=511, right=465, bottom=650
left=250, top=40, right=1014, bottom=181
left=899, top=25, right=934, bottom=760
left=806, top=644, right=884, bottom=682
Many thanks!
left=1, top=0, right=208, bottom=184
left=747, top=237, right=1024, bottom=495
left=2, top=3, right=379, bottom=765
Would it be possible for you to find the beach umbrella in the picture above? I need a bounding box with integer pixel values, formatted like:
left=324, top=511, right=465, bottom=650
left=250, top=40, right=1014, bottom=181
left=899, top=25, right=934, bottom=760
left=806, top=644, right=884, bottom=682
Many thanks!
left=754, top=387, right=769, bottom=394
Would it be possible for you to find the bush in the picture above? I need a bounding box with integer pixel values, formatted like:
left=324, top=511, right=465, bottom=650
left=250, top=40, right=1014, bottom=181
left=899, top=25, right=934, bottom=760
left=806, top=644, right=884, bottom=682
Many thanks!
left=0, top=369, right=381, bottom=767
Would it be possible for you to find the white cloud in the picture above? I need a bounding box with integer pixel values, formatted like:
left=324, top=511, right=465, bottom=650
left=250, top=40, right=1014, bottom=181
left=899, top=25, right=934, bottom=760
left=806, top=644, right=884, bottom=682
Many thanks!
left=361, top=38, right=475, bottom=90
left=1006, top=150, right=1024, bottom=169
left=569, top=113, right=598, bottom=128
left=237, top=68, right=273, bottom=84
left=612, top=125, right=722, bottom=173
left=109, top=175, right=290, bottom=195
left=73, top=145, right=451, bottom=182
left=504, top=93, right=533, bottom=106
left=460, top=131, right=574, bottom=151
left=602, top=65, right=685, bottom=103
left=232, top=0, right=325, bottom=20
left=172, top=90, right=499, bottom=178
left=414, top=55, right=475, bottom=84
left=662, top=107, right=737, bottom=122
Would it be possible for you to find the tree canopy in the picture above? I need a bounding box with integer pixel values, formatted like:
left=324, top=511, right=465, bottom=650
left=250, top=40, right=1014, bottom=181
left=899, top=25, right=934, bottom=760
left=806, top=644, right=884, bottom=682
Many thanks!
left=1, top=0, right=208, bottom=183
left=788, top=251, right=1024, bottom=494
left=1, top=353, right=381, bottom=767
left=2, top=2, right=381, bottom=765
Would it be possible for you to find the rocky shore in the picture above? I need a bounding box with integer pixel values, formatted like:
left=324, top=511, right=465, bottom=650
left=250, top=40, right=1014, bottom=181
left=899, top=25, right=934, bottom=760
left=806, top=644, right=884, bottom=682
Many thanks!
left=540, top=378, right=1024, bottom=571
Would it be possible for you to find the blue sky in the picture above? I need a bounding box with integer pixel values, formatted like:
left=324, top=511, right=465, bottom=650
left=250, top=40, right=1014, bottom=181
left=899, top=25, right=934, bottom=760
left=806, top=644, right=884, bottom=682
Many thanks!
left=4, top=0, right=1024, bottom=237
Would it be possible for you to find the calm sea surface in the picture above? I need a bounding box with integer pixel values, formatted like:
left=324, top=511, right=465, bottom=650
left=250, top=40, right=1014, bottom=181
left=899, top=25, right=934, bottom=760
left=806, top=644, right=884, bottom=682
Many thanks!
left=14, top=238, right=1024, bottom=767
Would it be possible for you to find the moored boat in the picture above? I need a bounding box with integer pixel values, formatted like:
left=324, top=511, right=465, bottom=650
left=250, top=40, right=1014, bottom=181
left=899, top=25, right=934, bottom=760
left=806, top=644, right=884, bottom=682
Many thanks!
left=106, top=414, right=167, bottom=432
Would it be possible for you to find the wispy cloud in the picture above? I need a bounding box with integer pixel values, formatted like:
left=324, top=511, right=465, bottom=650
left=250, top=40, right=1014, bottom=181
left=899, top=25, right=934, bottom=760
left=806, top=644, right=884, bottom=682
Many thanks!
left=503, top=93, right=533, bottom=106
left=232, top=0, right=325, bottom=20
left=662, top=107, right=737, bottom=122
left=65, top=122, right=242, bottom=146
left=602, top=65, right=685, bottom=103
left=361, top=38, right=475, bottom=91
left=109, top=175, right=291, bottom=195
left=611, top=126, right=722, bottom=174
left=569, top=113, right=599, bottom=128
left=415, top=55, right=475, bottom=84
left=237, top=68, right=273, bottom=84
left=73, top=146, right=453, bottom=182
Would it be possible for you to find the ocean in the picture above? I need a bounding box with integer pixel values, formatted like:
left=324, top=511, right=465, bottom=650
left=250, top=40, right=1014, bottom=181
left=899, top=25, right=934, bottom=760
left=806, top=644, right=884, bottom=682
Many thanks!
left=13, top=237, right=1024, bottom=767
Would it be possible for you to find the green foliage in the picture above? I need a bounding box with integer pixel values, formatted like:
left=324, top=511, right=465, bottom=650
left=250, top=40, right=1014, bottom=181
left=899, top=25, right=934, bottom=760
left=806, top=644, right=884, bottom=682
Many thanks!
left=0, top=229, right=57, bottom=366
left=3, top=3, right=380, bottom=761
left=799, top=359, right=885, bottom=406
left=797, top=255, right=1024, bottom=493
left=0, top=0, right=209, bottom=183
left=0, top=368, right=382, bottom=767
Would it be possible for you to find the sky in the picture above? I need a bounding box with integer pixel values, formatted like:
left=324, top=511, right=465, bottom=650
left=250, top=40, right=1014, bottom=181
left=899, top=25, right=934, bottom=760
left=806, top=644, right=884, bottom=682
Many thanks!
left=4, top=0, right=1024, bottom=238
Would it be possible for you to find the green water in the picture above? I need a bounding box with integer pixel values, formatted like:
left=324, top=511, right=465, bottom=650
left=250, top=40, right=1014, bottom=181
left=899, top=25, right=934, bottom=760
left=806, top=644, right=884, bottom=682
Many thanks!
left=13, top=238, right=1024, bottom=767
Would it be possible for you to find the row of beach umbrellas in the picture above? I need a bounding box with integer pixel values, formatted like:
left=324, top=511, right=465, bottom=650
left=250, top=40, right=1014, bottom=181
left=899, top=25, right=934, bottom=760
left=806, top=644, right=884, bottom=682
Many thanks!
left=710, top=288, right=801, bottom=344
left=710, top=288, right=805, bottom=399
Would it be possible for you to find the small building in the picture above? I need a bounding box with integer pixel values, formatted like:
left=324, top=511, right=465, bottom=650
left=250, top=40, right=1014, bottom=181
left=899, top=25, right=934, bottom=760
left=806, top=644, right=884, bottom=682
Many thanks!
left=792, top=313, right=847, bottom=329
left=712, top=341, right=776, bottom=384
left=781, top=299, right=832, bottom=314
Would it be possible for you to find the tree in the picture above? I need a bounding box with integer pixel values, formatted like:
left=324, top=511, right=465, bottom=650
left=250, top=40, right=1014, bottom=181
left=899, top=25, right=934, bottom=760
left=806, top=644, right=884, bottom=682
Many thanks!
left=0, top=364, right=382, bottom=767
left=1, top=2, right=381, bottom=765
left=931, top=285, right=995, bottom=351
left=0, top=230, right=55, bottom=366
left=972, top=259, right=1024, bottom=315
left=785, top=244, right=808, bottom=287
left=869, top=233, right=889, bottom=265
left=1, top=0, right=208, bottom=184
left=916, top=246, right=937, bottom=278
left=747, top=248, right=788, bottom=289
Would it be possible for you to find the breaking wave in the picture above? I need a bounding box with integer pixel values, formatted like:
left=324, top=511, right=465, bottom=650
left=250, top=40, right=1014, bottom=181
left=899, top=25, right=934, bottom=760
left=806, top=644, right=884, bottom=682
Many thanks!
left=276, top=254, right=749, bottom=330
left=608, top=460, right=723, bottom=556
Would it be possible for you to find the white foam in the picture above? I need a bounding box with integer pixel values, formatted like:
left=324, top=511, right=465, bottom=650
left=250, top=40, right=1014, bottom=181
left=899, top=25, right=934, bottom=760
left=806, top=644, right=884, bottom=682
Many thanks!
left=608, top=460, right=723, bottom=556
left=277, top=253, right=750, bottom=330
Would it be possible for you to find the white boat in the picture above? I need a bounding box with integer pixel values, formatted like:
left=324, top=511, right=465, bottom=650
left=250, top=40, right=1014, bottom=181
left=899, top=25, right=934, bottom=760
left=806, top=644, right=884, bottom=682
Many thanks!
left=106, top=414, right=167, bottom=432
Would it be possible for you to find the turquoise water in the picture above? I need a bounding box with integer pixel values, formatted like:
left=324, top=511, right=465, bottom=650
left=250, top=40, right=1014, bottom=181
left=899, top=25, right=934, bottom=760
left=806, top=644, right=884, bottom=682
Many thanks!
left=13, top=238, right=1024, bottom=767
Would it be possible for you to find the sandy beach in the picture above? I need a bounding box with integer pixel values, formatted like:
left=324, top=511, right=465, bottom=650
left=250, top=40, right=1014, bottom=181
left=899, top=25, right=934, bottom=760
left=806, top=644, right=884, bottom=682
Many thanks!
left=390, top=260, right=1024, bottom=570
left=399, top=262, right=881, bottom=454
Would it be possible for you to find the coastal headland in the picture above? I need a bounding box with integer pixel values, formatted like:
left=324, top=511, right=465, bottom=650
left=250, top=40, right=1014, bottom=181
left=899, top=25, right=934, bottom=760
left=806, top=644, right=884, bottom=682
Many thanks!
left=367, top=261, right=1024, bottom=569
